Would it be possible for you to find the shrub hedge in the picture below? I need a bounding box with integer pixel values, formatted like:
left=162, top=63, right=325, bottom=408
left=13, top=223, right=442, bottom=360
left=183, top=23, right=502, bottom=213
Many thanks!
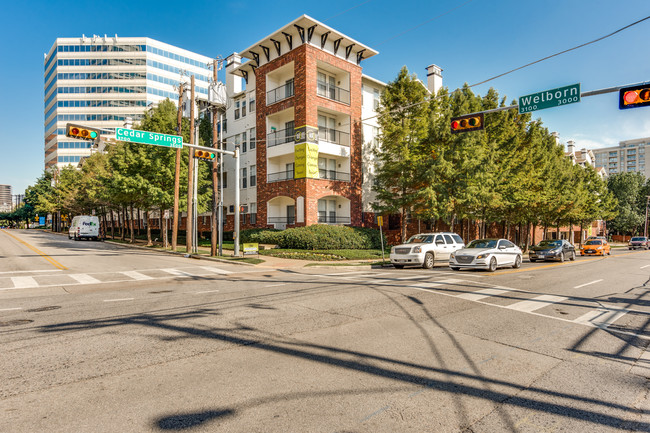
left=240, top=225, right=385, bottom=250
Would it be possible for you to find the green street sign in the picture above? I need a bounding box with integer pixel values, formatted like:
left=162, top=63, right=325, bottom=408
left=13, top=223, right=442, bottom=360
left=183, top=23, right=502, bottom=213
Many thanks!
left=518, top=83, right=581, bottom=114
left=116, top=127, right=183, bottom=148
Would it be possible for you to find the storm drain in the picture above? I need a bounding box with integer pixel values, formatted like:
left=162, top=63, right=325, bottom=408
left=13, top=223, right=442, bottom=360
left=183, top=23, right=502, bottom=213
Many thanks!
left=0, top=320, right=34, bottom=327
left=26, top=306, right=61, bottom=313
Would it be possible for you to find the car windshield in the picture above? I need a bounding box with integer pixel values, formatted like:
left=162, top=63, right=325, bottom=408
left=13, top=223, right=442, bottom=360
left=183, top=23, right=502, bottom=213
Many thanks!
left=585, top=240, right=602, bottom=245
left=406, top=235, right=433, bottom=244
left=538, top=240, right=561, bottom=248
left=631, top=237, right=646, bottom=241
left=466, top=239, right=497, bottom=249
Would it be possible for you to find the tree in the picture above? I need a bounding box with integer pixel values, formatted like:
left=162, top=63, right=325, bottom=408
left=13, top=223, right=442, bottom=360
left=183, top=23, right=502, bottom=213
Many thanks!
left=607, top=172, right=645, bottom=235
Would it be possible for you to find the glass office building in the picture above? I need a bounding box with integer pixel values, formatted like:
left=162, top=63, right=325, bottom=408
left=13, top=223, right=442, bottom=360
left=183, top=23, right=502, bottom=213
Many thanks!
left=43, top=35, right=213, bottom=169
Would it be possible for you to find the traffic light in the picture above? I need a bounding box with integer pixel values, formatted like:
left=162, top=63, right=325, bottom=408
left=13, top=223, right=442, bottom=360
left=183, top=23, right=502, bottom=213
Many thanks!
left=450, top=113, right=484, bottom=134
left=194, top=149, right=216, bottom=161
left=619, top=83, right=650, bottom=109
left=66, top=123, right=100, bottom=141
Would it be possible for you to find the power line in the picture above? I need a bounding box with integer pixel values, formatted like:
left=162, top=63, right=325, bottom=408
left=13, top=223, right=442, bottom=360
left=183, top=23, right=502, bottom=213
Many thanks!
left=323, top=0, right=373, bottom=22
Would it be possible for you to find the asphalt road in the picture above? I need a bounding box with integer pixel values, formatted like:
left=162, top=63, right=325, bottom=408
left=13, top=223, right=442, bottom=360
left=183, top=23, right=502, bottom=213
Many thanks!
left=0, top=229, right=648, bottom=432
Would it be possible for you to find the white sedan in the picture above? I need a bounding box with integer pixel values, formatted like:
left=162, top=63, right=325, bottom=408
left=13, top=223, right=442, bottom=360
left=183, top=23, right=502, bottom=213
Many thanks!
left=449, top=238, right=522, bottom=272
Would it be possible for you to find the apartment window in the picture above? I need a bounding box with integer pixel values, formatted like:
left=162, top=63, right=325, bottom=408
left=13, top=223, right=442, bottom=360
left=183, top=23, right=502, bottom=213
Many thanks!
left=373, top=88, right=380, bottom=110
left=250, top=165, right=256, bottom=187
left=241, top=168, right=247, bottom=188
left=286, top=163, right=294, bottom=179
left=249, top=95, right=255, bottom=112
left=242, top=132, right=247, bottom=153
left=250, top=202, right=257, bottom=224
left=242, top=99, right=247, bottom=117
left=223, top=172, right=227, bottom=188
left=234, top=100, right=240, bottom=120
left=249, top=127, right=256, bottom=149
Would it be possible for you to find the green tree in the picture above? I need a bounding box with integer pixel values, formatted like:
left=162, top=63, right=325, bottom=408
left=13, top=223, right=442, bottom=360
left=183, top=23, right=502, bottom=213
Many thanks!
left=607, top=172, right=645, bottom=234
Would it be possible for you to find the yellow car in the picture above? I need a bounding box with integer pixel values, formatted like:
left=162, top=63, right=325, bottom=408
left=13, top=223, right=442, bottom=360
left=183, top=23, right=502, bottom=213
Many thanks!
left=580, top=239, right=610, bottom=256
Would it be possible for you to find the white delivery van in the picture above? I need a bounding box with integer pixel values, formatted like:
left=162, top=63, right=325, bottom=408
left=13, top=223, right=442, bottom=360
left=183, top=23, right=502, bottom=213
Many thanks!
left=68, top=215, right=101, bottom=241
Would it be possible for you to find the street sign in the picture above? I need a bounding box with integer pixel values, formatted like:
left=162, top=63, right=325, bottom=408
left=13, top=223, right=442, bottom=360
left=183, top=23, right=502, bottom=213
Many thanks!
left=115, top=128, right=183, bottom=149
left=518, top=83, right=581, bottom=114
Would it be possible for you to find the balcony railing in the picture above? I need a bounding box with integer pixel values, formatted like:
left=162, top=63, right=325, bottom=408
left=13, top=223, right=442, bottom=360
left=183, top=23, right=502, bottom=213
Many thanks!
left=267, top=170, right=294, bottom=182
left=317, top=214, right=351, bottom=224
left=317, top=80, right=350, bottom=104
left=318, top=169, right=350, bottom=182
left=267, top=81, right=294, bottom=105
left=268, top=216, right=295, bottom=225
left=318, top=128, right=350, bottom=146
left=267, top=127, right=295, bottom=147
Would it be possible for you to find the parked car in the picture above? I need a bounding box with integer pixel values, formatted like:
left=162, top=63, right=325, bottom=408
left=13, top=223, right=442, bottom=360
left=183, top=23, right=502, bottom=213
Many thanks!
left=68, top=215, right=101, bottom=241
left=390, top=232, right=465, bottom=269
left=449, top=238, right=522, bottom=272
left=580, top=239, right=610, bottom=256
left=628, top=236, right=649, bottom=250
left=529, top=239, right=576, bottom=262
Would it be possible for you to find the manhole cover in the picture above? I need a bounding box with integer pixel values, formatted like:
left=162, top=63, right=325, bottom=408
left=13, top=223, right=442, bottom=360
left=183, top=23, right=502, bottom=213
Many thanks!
left=26, top=306, right=61, bottom=313
left=0, top=320, right=34, bottom=327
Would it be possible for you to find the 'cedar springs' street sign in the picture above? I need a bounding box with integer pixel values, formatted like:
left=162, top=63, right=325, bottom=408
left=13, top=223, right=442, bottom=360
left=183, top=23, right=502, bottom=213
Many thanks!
left=518, top=83, right=581, bottom=114
left=116, top=127, right=183, bottom=148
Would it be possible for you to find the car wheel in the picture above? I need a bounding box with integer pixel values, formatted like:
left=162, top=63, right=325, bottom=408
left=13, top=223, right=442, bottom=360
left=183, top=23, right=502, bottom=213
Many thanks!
left=450, top=267, right=460, bottom=271
left=423, top=252, right=435, bottom=269
left=393, top=264, right=404, bottom=269
left=559, top=252, right=565, bottom=263
left=570, top=251, right=576, bottom=261
left=512, top=255, right=522, bottom=269
left=488, top=257, right=497, bottom=272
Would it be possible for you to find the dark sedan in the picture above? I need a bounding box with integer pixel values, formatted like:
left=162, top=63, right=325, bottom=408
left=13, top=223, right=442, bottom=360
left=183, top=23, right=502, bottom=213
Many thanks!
left=529, top=239, right=576, bottom=262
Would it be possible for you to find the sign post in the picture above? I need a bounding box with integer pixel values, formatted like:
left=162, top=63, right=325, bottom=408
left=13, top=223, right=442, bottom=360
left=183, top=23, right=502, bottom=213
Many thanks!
left=518, top=83, right=581, bottom=114
left=377, top=215, right=386, bottom=265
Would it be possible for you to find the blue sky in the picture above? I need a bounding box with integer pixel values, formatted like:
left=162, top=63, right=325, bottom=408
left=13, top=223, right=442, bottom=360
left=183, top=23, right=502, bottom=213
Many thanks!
left=2, top=0, right=649, bottom=195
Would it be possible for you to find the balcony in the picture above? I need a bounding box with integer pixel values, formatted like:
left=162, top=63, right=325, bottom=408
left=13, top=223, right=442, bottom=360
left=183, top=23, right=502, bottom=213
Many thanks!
left=318, top=128, right=350, bottom=147
left=268, top=216, right=295, bottom=225
left=267, top=127, right=295, bottom=147
left=268, top=170, right=294, bottom=182
left=267, top=81, right=294, bottom=105
left=317, top=80, right=350, bottom=105
left=318, top=169, right=350, bottom=182
left=317, top=214, right=351, bottom=225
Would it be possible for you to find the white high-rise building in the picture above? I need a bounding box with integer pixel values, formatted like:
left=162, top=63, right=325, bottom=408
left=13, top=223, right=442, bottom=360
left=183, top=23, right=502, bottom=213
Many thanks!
left=43, top=35, right=213, bottom=170
left=592, top=137, right=650, bottom=178
left=0, top=185, right=11, bottom=213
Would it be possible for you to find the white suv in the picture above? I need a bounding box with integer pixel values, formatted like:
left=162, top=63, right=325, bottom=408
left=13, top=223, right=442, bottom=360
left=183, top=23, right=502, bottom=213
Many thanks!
left=390, top=232, right=465, bottom=269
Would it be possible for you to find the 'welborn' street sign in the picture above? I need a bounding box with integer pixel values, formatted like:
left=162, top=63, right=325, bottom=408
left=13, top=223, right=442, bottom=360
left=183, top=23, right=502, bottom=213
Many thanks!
left=518, top=83, right=581, bottom=114
left=116, top=128, right=183, bottom=148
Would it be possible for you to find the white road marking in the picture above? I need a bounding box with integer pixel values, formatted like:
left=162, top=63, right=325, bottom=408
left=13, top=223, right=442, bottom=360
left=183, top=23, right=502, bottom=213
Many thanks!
left=162, top=268, right=197, bottom=277
left=69, top=274, right=101, bottom=284
left=0, top=269, right=62, bottom=275
left=323, top=271, right=372, bottom=276
left=0, top=307, right=22, bottom=311
left=195, top=290, right=220, bottom=294
left=641, top=264, right=650, bottom=269
left=199, top=266, right=231, bottom=275
left=10, top=277, right=38, bottom=289
left=573, top=279, right=604, bottom=289
left=436, top=278, right=465, bottom=284
left=396, top=275, right=428, bottom=280
left=409, top=282, right=443, bottom=289
left=122, top=271, right=153, bottom=280
left=457, top=288, right=510, bottom=302
left=574, top=304, right=630, bottom=327
left=103, top=298, right=134, bottom=302
left=506, top=295, right=568, bottom=313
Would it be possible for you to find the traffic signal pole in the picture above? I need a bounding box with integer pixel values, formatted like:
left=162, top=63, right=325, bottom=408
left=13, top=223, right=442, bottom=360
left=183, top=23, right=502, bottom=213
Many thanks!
left=172, top=82, right=185, bottom=252
left=186, top=76, right=196, bottom=254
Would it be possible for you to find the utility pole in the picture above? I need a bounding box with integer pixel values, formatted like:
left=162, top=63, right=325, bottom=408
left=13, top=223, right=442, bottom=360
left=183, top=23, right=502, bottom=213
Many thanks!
left=186, top=75, right=196, bottom=254
left=172, top=81, right=185, bottom=251
left=211, top=59, right=219, bottom=256
left=645, top=195, right=650, bottom=238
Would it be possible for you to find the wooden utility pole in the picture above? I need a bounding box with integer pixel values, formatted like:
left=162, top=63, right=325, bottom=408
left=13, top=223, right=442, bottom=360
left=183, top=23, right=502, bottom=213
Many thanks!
left=211, top=60, right=219, bottom=256
left=186, top=75, right=196, bottom=253
left=171, top=81, right=185, bottom=251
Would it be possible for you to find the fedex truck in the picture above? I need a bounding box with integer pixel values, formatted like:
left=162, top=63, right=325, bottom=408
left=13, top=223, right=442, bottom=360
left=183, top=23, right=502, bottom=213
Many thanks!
left=68, top=215, right=101, bottom=241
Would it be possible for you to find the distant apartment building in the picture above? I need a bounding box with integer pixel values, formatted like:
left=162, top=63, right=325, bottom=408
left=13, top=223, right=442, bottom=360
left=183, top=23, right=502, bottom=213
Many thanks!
left=0, top=185, right=11, bottom=212
left=592, top=137, right=650, bottom=178
left=43, top=35, right=213, bottom=170
left=217, top=15, right=442, bottom=229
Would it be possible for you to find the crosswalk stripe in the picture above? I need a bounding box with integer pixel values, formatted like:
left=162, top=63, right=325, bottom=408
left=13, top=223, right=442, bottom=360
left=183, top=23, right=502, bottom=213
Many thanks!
left=11, top=276, right=38, bottom=289
left=457, top=288, right=510, bottom=302
left=122, top=271, right=153, bottom=280
left=161, top=268, right=196, bottom=277
left=574, top=305, right=629, bottom=327
left=506, top=294, right=568, bottom=313
left=409, top=282, right=443, bottom=289
left=199, top=266, right=231, bottom=275
left=69, top=274, right=101, bottom=284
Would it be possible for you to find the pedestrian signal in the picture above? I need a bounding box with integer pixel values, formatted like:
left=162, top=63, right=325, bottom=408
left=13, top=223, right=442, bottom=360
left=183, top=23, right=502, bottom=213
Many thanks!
left=450, top=113, right=484, bottom=134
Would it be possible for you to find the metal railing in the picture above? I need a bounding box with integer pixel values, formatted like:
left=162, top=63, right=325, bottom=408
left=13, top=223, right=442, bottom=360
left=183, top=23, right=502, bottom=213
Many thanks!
left=317, top=214, right=351, bottom=224
left=267, top=216, right=295, bottom=225
left=267, top=81, right=294, bottom=105
left=267, top=127, right=295, bottom=147
left=318, top=128, right=350, bottom=146
left=318, top=169, right=350, bottom=181
left=267, top=171, right=294, bottom=182
left=317, top=80, right=350, bottom=104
